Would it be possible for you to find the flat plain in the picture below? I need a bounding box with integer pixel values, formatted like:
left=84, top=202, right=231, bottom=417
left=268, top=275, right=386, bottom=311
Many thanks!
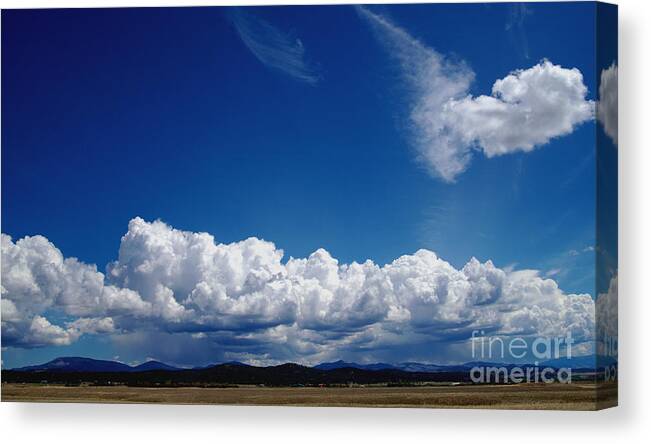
left=1, top=382, right=617, bottom=410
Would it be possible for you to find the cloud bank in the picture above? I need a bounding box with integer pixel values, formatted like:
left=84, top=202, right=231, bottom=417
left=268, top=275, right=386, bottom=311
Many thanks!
left=2, top=218, right=595, bottom=364
left=229, top=8, right=319, bottom=84
left=357, top=6, right=594, bottom=182
left=597, top=63, right=618, bottom=146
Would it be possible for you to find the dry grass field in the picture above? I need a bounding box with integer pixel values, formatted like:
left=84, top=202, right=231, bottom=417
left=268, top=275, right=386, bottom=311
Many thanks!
left=1, top=382, right=617, bottom=410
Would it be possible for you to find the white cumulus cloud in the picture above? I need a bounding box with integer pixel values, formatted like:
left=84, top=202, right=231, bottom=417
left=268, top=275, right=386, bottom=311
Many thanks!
left=2, top=219, right=595, bottom=364
left=595, top=275, right=618, bottom=342
left=1, top=233, right=149, bottom=347
left=357, top=6, right=594, bottom=182
left=597, top=62, right=618, bottom=146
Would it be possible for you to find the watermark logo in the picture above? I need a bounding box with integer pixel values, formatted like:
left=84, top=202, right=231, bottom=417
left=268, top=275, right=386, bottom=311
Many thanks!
left=600, top=331, right=618, bottom=382
left=469, top=331, right=574, bottom=384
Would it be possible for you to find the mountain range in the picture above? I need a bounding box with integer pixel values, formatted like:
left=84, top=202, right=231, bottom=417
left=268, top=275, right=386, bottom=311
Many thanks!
left=10, top=355, right=614, bottom=374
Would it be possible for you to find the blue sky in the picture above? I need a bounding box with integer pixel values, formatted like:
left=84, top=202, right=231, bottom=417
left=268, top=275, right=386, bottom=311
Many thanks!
left=1, top=3, right=615, bottom=368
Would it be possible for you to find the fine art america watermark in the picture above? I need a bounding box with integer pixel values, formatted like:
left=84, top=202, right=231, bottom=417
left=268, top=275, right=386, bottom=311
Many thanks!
left=469, top=331, right=575, bottom=384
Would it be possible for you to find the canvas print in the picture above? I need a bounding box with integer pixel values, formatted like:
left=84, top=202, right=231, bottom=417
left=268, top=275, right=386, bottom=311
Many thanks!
left=1, top=2, right=618, bottom=410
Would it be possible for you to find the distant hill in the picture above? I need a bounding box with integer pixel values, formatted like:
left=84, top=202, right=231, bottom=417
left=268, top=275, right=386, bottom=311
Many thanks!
left=314, top=361, right=526, bottom=373
left=314, top=360, right=397, bottom=371
left=131, top=360, right=181, bottom=372
left=13, top=357, right=133, bottom=373
left=12, top=357, right=181, bottom=373
left=314, top=361, right=475, bottom=373
left=398, top=362, right=469, bottom=373
left=314, top=355, right=615, bottom=373
left=540, top=355, right=617, bottom=369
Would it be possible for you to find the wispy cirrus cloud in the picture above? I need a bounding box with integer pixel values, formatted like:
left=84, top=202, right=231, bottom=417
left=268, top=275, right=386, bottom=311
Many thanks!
left=228, top=8, right=320, bottom=85
left=356, top=6, right=594, bottom=182
left=506, top=3, right=532, bottom=60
